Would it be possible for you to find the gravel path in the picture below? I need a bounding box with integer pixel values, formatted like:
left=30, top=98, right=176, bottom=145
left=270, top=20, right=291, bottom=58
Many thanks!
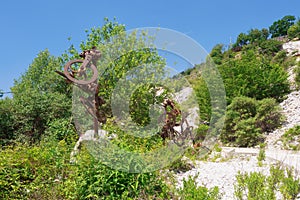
left=175, top=156, right=279, bottom=200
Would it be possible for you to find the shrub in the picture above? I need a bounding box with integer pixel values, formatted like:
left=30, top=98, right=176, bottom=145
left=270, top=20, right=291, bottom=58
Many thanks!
left=234, top=165, right=300, bottom=200
left=74, top=155, right=170, bottom=199
left=259, top=39, right=283, bottom=56
left=288, top=20, right=300, bottom=40
left=220, top=96, right=261, bottom=147
left=0, top=98, right=14, bottom=146
left=218, top=50, right=290, bottom=104
left=0, top=139, right=173, bottom=200
left=280, top=168, right=300, bottom=200
left=221, top=96, right=283, bottom=147
left=0, top=140, right=74, bottom=199
left=280, top=125, right=300, bottom=150
left=178, top=175, right=221, bottom=200
left=255, top=98, right=285, bottom=133
left=192, top=76, right=211, bottom=122
left=44, top=118, right=78, bottom=145
left=294, top=65, right=300, bottom=89
left=235, top=171, right=273, bottom=199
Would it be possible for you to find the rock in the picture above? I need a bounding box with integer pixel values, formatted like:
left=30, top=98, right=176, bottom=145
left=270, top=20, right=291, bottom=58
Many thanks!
left=70, top=129, right=116, bottom=163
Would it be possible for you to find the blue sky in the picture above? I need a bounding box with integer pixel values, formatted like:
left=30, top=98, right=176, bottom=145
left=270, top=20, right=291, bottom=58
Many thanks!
left=1, top=0, right=300, bottom=96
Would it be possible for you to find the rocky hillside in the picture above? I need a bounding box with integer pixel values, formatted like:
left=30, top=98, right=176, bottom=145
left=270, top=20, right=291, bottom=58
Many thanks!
left=266, top=40, right=300, bottom=149
left=174, top=40, right=300, bottom=200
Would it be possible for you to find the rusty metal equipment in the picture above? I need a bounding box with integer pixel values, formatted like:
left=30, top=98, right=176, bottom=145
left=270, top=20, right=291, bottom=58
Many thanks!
left=56, top=47, right=194, bottom=146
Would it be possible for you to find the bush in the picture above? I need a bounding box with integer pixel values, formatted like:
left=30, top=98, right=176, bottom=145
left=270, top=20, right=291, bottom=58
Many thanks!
left=234, top=165, right=300, bottom=200
left=178, top=175, right=221, bottom=200
left=44, top=118, right=78, bottom=145
left=259, top=39, right=283, bottom=56
left=74, top=153, right=170, bottom=199
left=288, top=20, right=300, bottom=40
left=280, top=125, right=300, bottom=150
left=0, top=98, right=14, bottom=146
left=294, top=64, right=300, bottom=89
left=0, top=140, right=74, bottom=199
left=280, top=168, right=300, bottom=200
left=255, top=98, right=285, bottom=133
left=221, top=96, right=261, bottom=147
left=218, top=50, right=290, bottom=104
left=221, top=96, right=283, bottom=147
left=0, top=139, right=173, bottom=200
left=192, top=77, right=211, bottom=122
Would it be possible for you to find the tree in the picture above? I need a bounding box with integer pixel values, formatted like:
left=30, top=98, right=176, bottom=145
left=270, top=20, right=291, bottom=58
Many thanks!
left=218, top=50, right=290, bottom=104
left=269, top=15, right=296, bottom=38
left=233, top=33, right=249, bottom=48
left=0, top=98, right=14, bottom=145
left=248, top=28, right=269, bottom=43
left=210, top=44, right=224, bottom=65
left=288, top=20, right=300, bottom=39
left=11, top=50, right=72, bottom=142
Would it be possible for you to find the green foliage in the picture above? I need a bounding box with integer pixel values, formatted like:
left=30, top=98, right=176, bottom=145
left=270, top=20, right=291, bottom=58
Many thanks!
left=0, top=98, right=14, bottom=145
left=234, top=165, right=300, bottom=200
left=257, top=143, right=266, bottom=165
left=280, top=168, right=300, bottom=200
left=258, top=39, right=283, bottom=56
left=233, top=28, right=269, bottom=49
left=271, top=50, right=296, bottom=70
left=248, top=28, right=269, bottom=44
left=179, top=175, right=221, bottom=200
left=12, top=89, right=71, bottom=143
left=129, top=83, right=169, bottom=127
left=234, top=33, right=249, bottom=49
left=193, top=124, right=210, bottom=144
left=167, top=158, right=194, bottom=173
left=293, top=64, right=300, bottom=89
left=221, top=96, right=258, bottom=147
left=10, top=50, right=71, bottom=143
left=44, top=118, right=78, bottom=145
left=287, top=20, right=300, bottom=39
left=74, top=151, right=170, bottom=200
left=221, top=96, right=283, bottom=147
left=192, top=76, right=211, bottom=121
left=12, top=50, right=70, bottom=95
left=280, top=125, right=300, bottom=150
left=255, top=98, right=285, bottom=133
left=0, top=137, right=173, bottom=200
left=103, top=119, right=164, bottom=154
left=235, top=171, right=273, bottom=199
left=0, top=140, right=74, bottom=199
left=218, top=50, right=290, bottom=104
left=210, top=44, right=224, bottom=65
left=269, top=15, right=296, bottom=38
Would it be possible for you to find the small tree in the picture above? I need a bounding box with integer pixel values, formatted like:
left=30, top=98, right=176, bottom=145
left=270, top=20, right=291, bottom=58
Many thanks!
left=11, top=50, right=72, bottom=142
left=221, top=96, right=283, bottom=147
left=210, top=44, right=224, bottom=65
left=287, top=20, right=300, bottom=40
left=269, top=15, right=296, bottom=38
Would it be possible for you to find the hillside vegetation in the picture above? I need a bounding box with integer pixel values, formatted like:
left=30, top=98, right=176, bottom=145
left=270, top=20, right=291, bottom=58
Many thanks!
left=188, top=15, right=300, bottom=148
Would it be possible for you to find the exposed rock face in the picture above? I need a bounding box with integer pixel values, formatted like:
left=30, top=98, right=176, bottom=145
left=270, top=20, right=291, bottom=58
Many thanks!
left=283, top=40, right=300, bottom=60
left=266, top=40, right=300, bottom=149
left=266, top=90, right=300, bottom=149
left=174, top=87, right=200, bottom=129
